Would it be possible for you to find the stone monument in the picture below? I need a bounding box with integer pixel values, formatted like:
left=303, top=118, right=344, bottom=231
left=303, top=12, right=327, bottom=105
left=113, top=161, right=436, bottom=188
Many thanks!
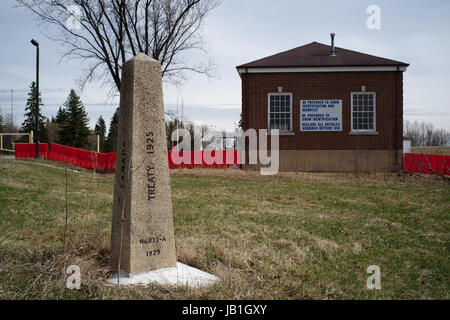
left=108, top=53, right=217, bottom=287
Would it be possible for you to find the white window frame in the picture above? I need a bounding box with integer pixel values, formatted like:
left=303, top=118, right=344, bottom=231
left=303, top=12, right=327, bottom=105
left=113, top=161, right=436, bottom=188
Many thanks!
left=267, top=92, right=293, bottom=133
left=350, top=92, right=376, bottom=133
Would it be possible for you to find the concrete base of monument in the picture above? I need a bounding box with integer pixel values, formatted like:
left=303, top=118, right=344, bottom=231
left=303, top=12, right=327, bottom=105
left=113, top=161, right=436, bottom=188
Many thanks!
left=107, top=262, right=218, bottom=288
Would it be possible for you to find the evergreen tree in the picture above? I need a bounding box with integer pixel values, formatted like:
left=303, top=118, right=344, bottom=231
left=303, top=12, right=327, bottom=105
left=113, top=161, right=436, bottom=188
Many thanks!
left=20, top=81, right=48, bottom=142
left=166, top=118, right=184, bottom=150
left=55, top=106, right=69, bottom=124
left=59, top=89, right=91, bottom=148
left=237, top=112, right=243, bottom=129
left=94, top=116, right=107, bottom=152
left=54, top=106, right=69, bottom=143
left=104, top=108, right=119, bottom=152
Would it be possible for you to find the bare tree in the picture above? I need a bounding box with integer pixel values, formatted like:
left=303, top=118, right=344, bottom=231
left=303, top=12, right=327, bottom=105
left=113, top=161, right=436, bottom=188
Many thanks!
left=185, top=121, right=209, bottom=150
left=45, top=119, right=60, bottom=144
left=404, top=120, right=450, bottom=146
left=185, top=121, right=196, bottom=150
left=16, top=0, right=220, bottom=94
left=199, top=123, right=210, bottom=141
left=1, top=114, right=21, bottom=150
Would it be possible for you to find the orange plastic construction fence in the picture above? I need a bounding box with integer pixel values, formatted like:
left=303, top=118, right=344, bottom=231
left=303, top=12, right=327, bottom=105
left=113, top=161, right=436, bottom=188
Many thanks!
left=15, top=143, right=241, bottom=172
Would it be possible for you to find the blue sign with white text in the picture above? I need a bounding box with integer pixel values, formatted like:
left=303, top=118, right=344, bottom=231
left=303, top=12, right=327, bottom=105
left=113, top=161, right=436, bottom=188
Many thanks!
left=300, top=100, right=342, bottom=131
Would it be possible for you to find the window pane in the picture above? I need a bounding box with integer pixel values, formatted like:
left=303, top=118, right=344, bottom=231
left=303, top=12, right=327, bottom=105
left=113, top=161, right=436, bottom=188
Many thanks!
left=351, top=92, right=376, bottom=131
left=269, top=94, right=291, bottom=132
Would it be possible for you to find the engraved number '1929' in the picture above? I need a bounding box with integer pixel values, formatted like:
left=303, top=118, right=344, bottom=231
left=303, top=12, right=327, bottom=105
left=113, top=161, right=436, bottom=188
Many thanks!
left=146, top=249, right=160, bottom=256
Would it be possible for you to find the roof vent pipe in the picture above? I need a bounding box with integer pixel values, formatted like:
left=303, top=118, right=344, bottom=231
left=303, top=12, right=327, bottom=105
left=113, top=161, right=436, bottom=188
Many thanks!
left=330, top=33, right=336, bottom=56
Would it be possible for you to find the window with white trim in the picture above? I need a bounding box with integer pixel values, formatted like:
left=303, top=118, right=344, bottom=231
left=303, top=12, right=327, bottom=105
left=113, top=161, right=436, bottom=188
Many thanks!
left=268, top=93, right=292, bottom=132
left=351, top=92, right=376, bottom=132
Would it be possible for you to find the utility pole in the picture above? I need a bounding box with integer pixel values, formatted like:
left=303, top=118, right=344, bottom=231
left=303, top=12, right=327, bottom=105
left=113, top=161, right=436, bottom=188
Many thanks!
left=181, top=98, right=184, bottom=124
left=176, top=98, right=179, bottom=147
left=10, top=89, right=13, bottom=124
left=31, top=39, right=40, bottom=158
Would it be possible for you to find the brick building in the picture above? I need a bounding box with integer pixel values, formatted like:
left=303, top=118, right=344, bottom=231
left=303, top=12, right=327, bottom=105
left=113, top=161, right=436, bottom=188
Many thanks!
left=237, top=37, right=408, bottom=172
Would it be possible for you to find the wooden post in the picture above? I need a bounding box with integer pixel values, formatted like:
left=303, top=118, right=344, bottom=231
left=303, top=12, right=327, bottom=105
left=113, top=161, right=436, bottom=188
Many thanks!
left=97, top=134, right=100, bottom=153
left=30, top=131, right=33, bottom=144
left=0, top=134, right=3, bottom=150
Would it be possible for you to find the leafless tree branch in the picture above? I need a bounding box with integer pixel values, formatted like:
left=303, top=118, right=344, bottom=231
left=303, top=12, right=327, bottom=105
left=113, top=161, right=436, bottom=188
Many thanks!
left=16, top=0, right=220, bottom=94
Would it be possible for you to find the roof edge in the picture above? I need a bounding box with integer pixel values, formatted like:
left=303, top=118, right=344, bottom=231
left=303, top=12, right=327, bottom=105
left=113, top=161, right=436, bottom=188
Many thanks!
left=236, top=65, right=408, bottom=74
left=236, top=41, right=409, bottom=69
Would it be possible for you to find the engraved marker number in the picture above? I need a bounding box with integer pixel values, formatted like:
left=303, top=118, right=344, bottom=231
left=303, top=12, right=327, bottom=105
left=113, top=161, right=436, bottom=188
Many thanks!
left=146, top=249, right=161, bottom=257
left=146, top=132, right=154, bottom=154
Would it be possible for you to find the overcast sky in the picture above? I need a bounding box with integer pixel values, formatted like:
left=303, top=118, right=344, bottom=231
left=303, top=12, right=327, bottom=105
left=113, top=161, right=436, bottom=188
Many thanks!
left=0, top=0, right=449, bottom=132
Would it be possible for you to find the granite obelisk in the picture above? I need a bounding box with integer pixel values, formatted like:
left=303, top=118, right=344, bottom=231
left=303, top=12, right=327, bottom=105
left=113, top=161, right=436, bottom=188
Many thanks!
left=110, top=53, right=177, bottom=275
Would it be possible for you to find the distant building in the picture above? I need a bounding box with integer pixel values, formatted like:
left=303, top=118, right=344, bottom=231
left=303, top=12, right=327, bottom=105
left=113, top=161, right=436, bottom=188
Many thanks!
left=403, top=139, right=412, bottom=154
left=237, top=35, right=408, bottom=172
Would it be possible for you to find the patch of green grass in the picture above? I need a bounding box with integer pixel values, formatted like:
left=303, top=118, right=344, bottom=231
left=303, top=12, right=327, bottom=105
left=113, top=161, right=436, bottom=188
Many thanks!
left=0, top=159, right=449, bottom=299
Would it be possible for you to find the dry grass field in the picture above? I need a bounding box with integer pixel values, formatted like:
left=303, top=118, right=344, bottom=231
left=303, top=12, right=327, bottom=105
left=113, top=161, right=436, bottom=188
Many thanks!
left=0, top=159, right=448, bottom=299
left=411, top=146, right=450, bottom=155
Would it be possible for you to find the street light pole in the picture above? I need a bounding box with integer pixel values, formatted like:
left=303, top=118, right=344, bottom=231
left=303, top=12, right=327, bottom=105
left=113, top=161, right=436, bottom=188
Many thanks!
left=31, top=39, right=39, bottom=158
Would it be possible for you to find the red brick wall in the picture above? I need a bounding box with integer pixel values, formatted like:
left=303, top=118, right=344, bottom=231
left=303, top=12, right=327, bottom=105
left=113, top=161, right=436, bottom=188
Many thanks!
left=241, top=71, right=404, bottom=151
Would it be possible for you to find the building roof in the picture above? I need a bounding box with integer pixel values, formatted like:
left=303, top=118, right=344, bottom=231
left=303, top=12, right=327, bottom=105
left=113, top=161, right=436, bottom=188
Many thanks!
left=237, top=42, right=409, bottom=69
